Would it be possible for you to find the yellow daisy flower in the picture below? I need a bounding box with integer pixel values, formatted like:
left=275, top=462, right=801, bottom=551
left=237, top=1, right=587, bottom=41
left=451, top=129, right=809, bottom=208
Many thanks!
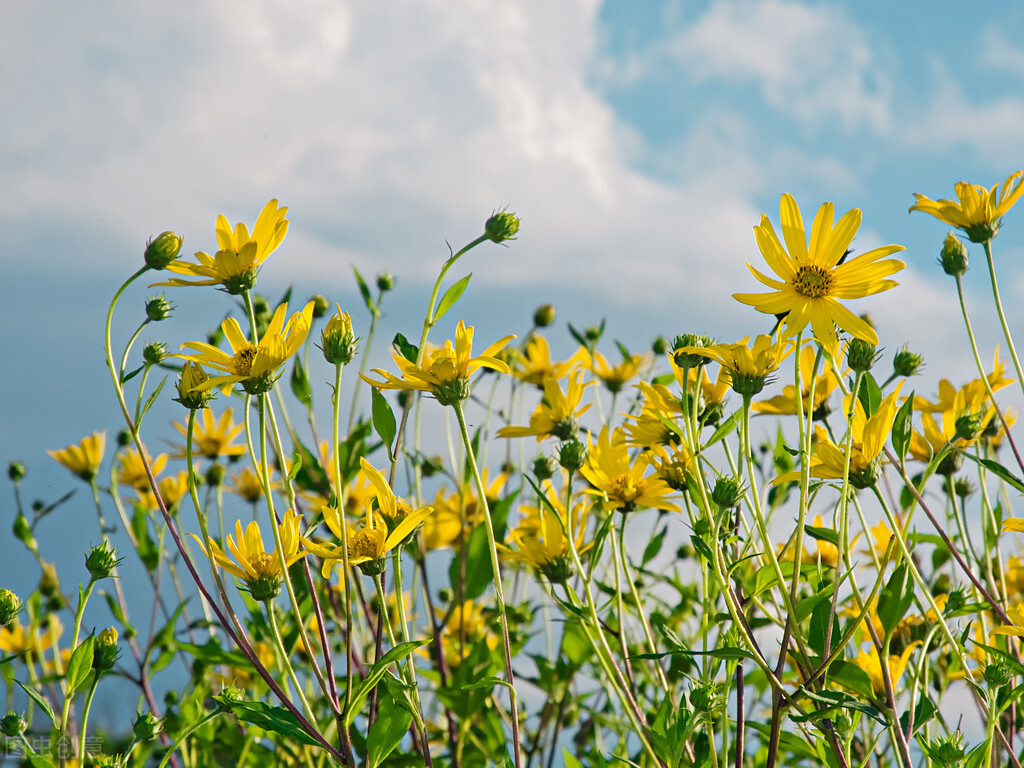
left=174, top=301, right=315, bottom=396
left=850, top=641, right=921, bottom=696
left=734, top=193, right=905, bottom=358
left=580, top=427, right=681, bottom=513
left=138, top=469, right=192, bottom=513
left=172, top=407, right=247, bottom=460
left=503, top=484, right=592, bottom=582
left=115, top=447, right=168, bottom=493
left=435, top=600, right=499, bottom=669
left=48, top=431, right=106, bottom=482
left=190, top=510, right=307, bottom=601
left=228, top=466, right=268, bottom=504
left=752, top=344, right=840, bottom=418
left=513, top=335, right=588, bottom=387
left=910, top=171, right=1024, bottom=243
left=497, top=367, right=593, bottom=442
left=156, top=199, right=289, bottom=293
left=681, top=334, right=792, bottom=397
left=361, top=320, right=515, bottom=405
left=422, top=469, right=508, bottom=551
left=622, top=381, right=685, bottom=449
left=587, top=349, right=653, bottom=394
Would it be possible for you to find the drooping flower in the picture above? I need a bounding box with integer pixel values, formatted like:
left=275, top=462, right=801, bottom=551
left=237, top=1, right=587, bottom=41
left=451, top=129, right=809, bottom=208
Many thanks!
left=497, top=367, right=593, bottom=442
left=155, top=200, right=289, bottom=294
left=48, top=432, right=106, bottom=482
left=734, top=194, right=905, bottom=358
left=362, top=320, right=515, bottom=406
left=581, top=427, right=681, bottom=513
left=228, top=466, right=268, bottom=504
left=190, top=511, right=307, bottom=601
left=173, top=301, right=315, bottom=396
left=910, top=171, right=1024, bottom=243
left=172, top=407, right=247, bottom=460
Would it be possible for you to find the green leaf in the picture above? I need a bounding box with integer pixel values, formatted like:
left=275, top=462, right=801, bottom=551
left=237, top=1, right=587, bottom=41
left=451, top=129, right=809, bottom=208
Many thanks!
left=890, top=392, right=914, bottom=463
left=65, top=632, right=96, bottom=695
left=453, top=523, right=495, bottom=601
left=805, top=525, right=838, bottom=547
left=215, top=697, right=320, bottom=747
left=353, top=265, right=377, bottom=315
left=689, top=534, right=714, bottom=565
left=371, top=389, right=396, bottom=458
left=641, top=525, right=667, bottom=565
left=346, top=640, right=426, bottom=726
left=563, top=750, right=586, bottom=768
left=826, top=660, right=877, bottom=702
left=963, top=454, right=1024, bottom=494
left=856, top=372, right=881, bottom=416
left=366, top=683, right=413, bottom=768
left=290, top=357, right=313, bottom=407
left=392, top=333, right=419, bottom=364
left=457, top=675, right=511, bottom=693
left=26, top=756, right=57, bottom=768
left=131, top=506, right=159, bottom=572
left=434, top=273, right=472, bottom=323
left=138, top=377, right=167, bottom=426
left=15, top=679, right=56, bottom=725
left=877, top=562, right=913, bottom=638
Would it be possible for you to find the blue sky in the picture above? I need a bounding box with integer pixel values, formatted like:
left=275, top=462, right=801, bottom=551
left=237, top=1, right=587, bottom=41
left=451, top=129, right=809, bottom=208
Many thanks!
left=4, top=0, right=1024, bottom=633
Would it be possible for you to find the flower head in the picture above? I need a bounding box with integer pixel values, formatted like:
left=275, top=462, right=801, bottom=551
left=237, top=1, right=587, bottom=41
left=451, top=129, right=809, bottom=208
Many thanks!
left=910, top=172, right=1024, bottom=243
left=734, top=194, right=905, bottom=358
left=173, top=301, right=314, bottom=395
left=48, top=432, right=106, bottom=482
left=512, top=335, right=588, bottom=387
left=172, top=407, right=247, bottom=460
left=362, top=320, right=515, bottom=406
left=581, top=427, right=681, bottom=513
left=115, top=447, right=167, bottom=493
left=497, top=367, right=592, bottom=442
left=156, top=200, right=289, bottom=293
left=753, top=344, right=839, bottom=418
left=320, top=304, right=359, bottom=365
left=587, top=349, right=653, bottom=394
left=503, top=484, right=592, bottom=582
left=681, top=334, right=792, bottom=397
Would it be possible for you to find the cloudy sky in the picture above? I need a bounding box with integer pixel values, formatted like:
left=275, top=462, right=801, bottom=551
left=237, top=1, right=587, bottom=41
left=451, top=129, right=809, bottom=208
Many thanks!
left=5, top=1, right=1024, bottom=599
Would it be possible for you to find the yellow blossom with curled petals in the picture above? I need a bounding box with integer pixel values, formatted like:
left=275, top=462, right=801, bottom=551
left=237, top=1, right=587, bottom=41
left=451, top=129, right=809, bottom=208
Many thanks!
left=581, top=427, right=681, bottom=513
left=48, top=431, right=106, bottom=482
left=421, top=469, right=507, bottom=551
left=622, top=381, right=685, bottom=449
left=586, top=349, right=653, bottom=394
left=910, top=171, right=1024, bottom=243
left=172, top=407, right=247, bottom=460
left=512, top=335, right=588, bottom=387
left=173, top=301, right=315, bottom=396
left=137, top=469, right=192, bottom=513
left=680, top=334, right=793, bottom=397
left=361, top=320, right=515, bottom=406
left=497, top=367, right=593, bottom=442
left=752, top=344, right=840, bottom=418
left=734, top=194, right=905, bottom=358
left=503, top=484, right=592, bottom=582
left=155, top=199, right=289, bottom=293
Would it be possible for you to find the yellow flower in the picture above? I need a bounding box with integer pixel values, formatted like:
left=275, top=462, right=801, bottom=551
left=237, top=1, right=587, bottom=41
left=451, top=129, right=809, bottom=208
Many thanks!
left=115, top=447, right=168, bottom=493
left=908, top=380, right=997, bottom=469
left=512, top=335, right=588, bottom=387
left=138, top=469, right=192, bottom=513
left=681, top=334, right=793, bottom=397
left=581, top=427, right=681, bottom=513
left=0, top=617, right=61, bottom=659
left=228, top=466, right=268, bottom=504
left=734, top=194, right=905, bottom=358
left=172, top=407, right=247, bottom=460
left=504, top=484, right=592, bottom=581
left=174, top=301, right=315, bottom=396
left=435, top=600, right=499, bottom=669
left=422, top=469, right=508, bottom=550
left=48, top=431, right=106, bottom=482
left=362, top=320, right=515, bottom=406
left=865, top=519, right=902, bottom=563
left=190, top=511, right=307, bottom=601
left=668, top=358, right=731, bottom=424
left=910, top=171, right=1024, bottom=243
left=302, top=458, right=432, bottom=578
left=992, top=603, right=1024, bottom=638
left=850, top=641, right=921, bottom=695
left=752, top=344, right=840, bottom=418
left=587, top=349, right=653, bottom=394
left=648, top=443, right=695, bottom=492
left=622, top=382, right=685, bottom=449
left=497, top=367, right=593, bottom=442
left=156, top=199, right=289, bottom=293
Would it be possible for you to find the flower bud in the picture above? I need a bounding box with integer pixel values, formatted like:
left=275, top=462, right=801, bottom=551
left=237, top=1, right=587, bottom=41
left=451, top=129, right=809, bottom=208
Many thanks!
left=376, top=271, right=396, bottom=292
left=38, top=561, right=60, bottom=598
left=1, top=711, right=27, bottom=738
left=533, top=304, right=556, bottom=328
left=892, top=346, right=924, bottom=378
left=485, top=208, right=521, bottom=243
left=954, top=476, right=974, bottom=498
left=651, top=335, right=669, bottom=356
left=846, top=338, right=879, bottom=373
left=531, top=455, right=557, bottom=481
left=0, top=589, right=22, bottom=627
left=143, top=341, right=167, bottom=366
left=145, top=294, right=174, bottom=322
left=954, top=413, right=984, bottom=442
left=175, top=362, right=215, bottom=410
left=117, top=429, right=132, bottom=448
left=558, top=438, right=588, bottom=473
left=310, top=294, right=331, bottom=319
left=711, top=476, right=745, bottom=509
left=85, top=541, right=121, bottom=579
left=939, top=232, right=969, bottom=276
left=133, top=711, right=164, bottom=742
left=144, top=231, right=183, bottom=270
left=8, top=462, right=25, bottom=482
left=984, top=660, right=1014, bottom=689
left=205, top=462, right=227, bottom=487
left=925, top=731, right=968, bottom=768
left=672, top=333, right=715, bottom=368
left=321, top=305, right=360, bottom=365
left=93, top=626, right=119, bottom=671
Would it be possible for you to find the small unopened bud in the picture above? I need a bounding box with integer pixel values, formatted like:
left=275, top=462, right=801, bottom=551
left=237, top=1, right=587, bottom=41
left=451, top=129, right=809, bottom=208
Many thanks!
left=846, top=338, right=879, bottom=373
left=133, top=711, right=164, bottom=742
left=144, top=231, right=183, bottom=269
left=953, top=476, right=974, bottom=498
left=558, top=439, right=588, bottom=473
left=85, top=541, right=121, bottom=579
left=0, top=589, right=22, bottom=627
left=376, top=271, right=395, bottom=292
left=485, top=208, right=521, bottom=243
left=1, top=711, right=27, bottom=738
left=984, top=660, right=1014, bottom=689
left=651, top=336, right=669, bottom=356
left=175, top=362, right=214, bottom=410
left=93, top=627, right=119, bottom=671
left=117, top=430, right=132, bottom=448
left=532, top=455, right=557, bottom=481
left=711, top=476, right=745, bottom=509
left=926, top=731, right=968, bottom=768
left=145, top=294, right=174, bottom=322
left=321, top=305, right=360, bottom=365
left=954, top=413, right=984, bottom=442
left=893, top=346, right=924, bottom=378
left=672, top=333, right=715, bottom=368
left=310, top=294, right=330, bottom=319
left=143, top=341, right=167, bottom=366
left=533, top=304, right=556, bottom=328
left=420, top=455, right=445, bottom=478
left=38, top=561, right=59, bottom=597
left=939, top=232, right=969, bottom=276
left=8, top=462, right=25, bottom=482
left=205, top=462, right=227, bottom=487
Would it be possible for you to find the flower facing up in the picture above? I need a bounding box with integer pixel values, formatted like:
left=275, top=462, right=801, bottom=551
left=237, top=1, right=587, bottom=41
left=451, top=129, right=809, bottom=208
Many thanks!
left=302, top=458, right=432, bottom=578
left=48, top=432, right=106, bottom=482
left=320, top=304, right=360, bottom=365
left=156, top=200, right=289, bottom=293
left=680, top=334, right=792, bottom=397
left=752, top=344, right=840, bottom=418
left=734, top=194, right=905, bottom=358
left=172, top=407, right=247, bottom=460
left=190, top=511, right=307, bottom=602
left=910, top=171, right=1024, bottom=243
left=362, top=320, right=515, bottom=406
left=497, top=367, right=593, bottom=442
left=173, top=301, right=315, bottom=396
left=581, top=427, right=681, bottom=513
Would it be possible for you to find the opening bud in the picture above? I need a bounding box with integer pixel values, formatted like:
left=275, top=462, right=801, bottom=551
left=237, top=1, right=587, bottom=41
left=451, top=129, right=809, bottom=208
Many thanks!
left=85, top=541, right=121, bottom=579
left=144, top=231, right=184, bottom=269
left=485, top=208, right=521, bottom=243
left=939, top=232, right=969, bottom=276
left=145, top=294, right=174, bottom=322
left=0, top=589, right=22, bottom=627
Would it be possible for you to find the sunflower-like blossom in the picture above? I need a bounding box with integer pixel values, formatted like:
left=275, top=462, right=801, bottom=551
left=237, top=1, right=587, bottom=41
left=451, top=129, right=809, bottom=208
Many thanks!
left=679, top=334, right=793, bottom=397
left=173, top=301, right=315, bottom=396
left=302, top=458, right=432, bottom=578
left=361, top=320, right=515, bottom=406
left=513, top=335, right=588, bottom=386
left=503, top=484, right=592, bottom=582
left=908, top=380, right=998, bottom=473
left=497, top=367, right=592, bottom=442
left=48, top=431, right=106, bottom=482
left=752, top=344, right=840, bottom=419
left=580, top=427, right=681, bottom=513
left=190, top=511, right=307, bottom=602
left=622, top=382, right=685, bottom=449
left=155, top=200, right=289, bottom=293
left=115, top=447, right=168, bottom=493
left=586, top=349, right=653, bottom=394
left=910, top=171, right=1024, bottom=243
left=172, top=407, right=247, bottom=460
left=734, top=194, right=905, bottom=358
left=849, top=641, right=921, bottom=696
left=421, top=469, right=508, bottom=550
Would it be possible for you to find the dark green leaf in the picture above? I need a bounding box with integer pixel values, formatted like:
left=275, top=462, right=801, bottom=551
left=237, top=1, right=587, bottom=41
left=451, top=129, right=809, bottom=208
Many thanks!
left=346, top=640, right=426, bottom=726
left=689, top=534, right=714, bottom=565
left=371, top=389, right=396, bottom=458
left=392, top=333, right=419, bottom=364
left=891, top=392, right=914, bottom=462
left=290, top=357, right=313, bottom=407
left=434, top=273, right=472, bottom=323
left=353, top=266, right=377, bottom=315
left=15, top=680, right=56, bottom=724
left=65, top=632, right=96, bottom=695
left=366, top=683, right=413, bottom=768
left=877, top=563, right=913, bottom=637
left=215, top=697, right=319, bottom=746
left=856, top=372, right=881, bottom=416
left=138, top=377, right=167, bottom=426
left=641, top=525, right=667, bottom=566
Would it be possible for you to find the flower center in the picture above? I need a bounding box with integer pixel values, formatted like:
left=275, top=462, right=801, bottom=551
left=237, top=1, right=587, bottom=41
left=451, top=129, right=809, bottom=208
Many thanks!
left=610, top=474, right=644, bottom=503
left=232, top=345, right=259, bottom=377
left=349, top=530, right=380, bottom=559
left=249, top=552, right=279, bottom=579
left=793, top=266, right=833, bottom=298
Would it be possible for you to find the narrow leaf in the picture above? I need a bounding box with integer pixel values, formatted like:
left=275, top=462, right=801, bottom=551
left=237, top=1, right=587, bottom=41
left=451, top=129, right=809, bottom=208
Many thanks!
left=371, top=389, right=397, bottom=458
left=434, top=273, right=472, bottom=322
left=353, top=265, right=376, bottom=315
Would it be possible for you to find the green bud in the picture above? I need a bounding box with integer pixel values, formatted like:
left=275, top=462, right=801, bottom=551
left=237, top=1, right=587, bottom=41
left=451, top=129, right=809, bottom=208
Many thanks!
left=939, top=231, right=969, bottom=276
left=558, top=438, right=588, bottom=473
left=1, top=711, right=27, bottom=738
left=485, top=208, right=521, bottom=243
left=85, top=541, right=121, bottom=579
left=711, top=476, right=745, bottom=509
left=205, top=462, right=226, bottom=487
left=954, top=413, right=984, bottom=442
left=38, top=561, right=60, bottom=598
left=672, top=333, right=715, bottom=368
left=144, top=231, right=183, bottom=270
left=432, top=376, right=471, bottom=407
left=143, top=341, right=167, bottom=366
left=117, top=430, right=131, bottom=448
left=310, top=294, right=330, bottom=319
left=923, top=730, right=968, bottom=768
left=550, top=417, right=579, bottom=442
left=892, top=346, right=925, bottom=378
left=846, top=337, right=879, bottom=373
left=245, top=572, right=283, bottom=602
left=533, top=303, right=556, bottom=328
left=133, top=711, right=164, bottom=742
left=8, top=461, right=26, bottom=481
left=984, top=660, right=1014, bottom=689
left=93, top=626, right=119, bottom=671
left=376, top=271, right=396, bottom=292
left=651, top=335, right=669, bottom=356
left=532, top=455, right=558, bottom=482
left=0, top=589, right=22, bottom=627
left=729, top=372, right=770, bottom=397
left=954, top=476, right=974, bottom=498
left=420, top=455, right=445, bottom=478
left=174, top=362, right=215, bottom=410
left=321, top=305, right=360, bottom=365
left=145, top=294, right=174, bottom=322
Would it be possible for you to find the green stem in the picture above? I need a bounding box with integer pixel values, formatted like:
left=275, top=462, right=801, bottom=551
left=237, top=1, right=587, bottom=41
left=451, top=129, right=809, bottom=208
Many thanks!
left=156, top=710, right=223, bottom=768
left=77, top=674, right=101, bottom=761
